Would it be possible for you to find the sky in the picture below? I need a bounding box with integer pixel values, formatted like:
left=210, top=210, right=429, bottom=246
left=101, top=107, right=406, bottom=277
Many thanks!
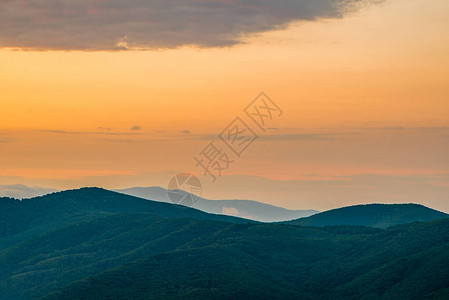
left=1, top=0, right=448, bottom=212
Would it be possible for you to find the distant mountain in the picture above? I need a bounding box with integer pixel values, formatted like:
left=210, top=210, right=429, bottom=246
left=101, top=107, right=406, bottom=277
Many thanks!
left=115, top=186, right=318, bottom=222
left=39, top=219, right=449, bottom=300
left=0, top=184, right=57, bottom=199
left=283, top=203, right=449, bottom=228
left=0, top=187, right=251, bottom=250
left=0, top=185, right=318, bottom=222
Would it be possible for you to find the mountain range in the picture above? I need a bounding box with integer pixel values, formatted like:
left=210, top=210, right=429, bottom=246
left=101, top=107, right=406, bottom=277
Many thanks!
left=115, top=186, right=318, bottom=222
left=0, top=184, right=57, bottom=200
left=0, top=187, right=249, bottom=251
left=0, top=184, right=318, bottom=222
left=0, top=188, right=448, bottom=299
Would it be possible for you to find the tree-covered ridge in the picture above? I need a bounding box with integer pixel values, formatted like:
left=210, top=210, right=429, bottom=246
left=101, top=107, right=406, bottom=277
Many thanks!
left=284, top=203, right=448, bottom=228
left=0, top=188, right=252, bottom=250
left=39, top=219, right=449, bottom=300
left=1, top=188, right=448, bottom=299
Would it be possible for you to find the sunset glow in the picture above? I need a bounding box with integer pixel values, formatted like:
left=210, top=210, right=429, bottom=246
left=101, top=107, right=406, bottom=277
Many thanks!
left=1, top=0, right=448, bottom=211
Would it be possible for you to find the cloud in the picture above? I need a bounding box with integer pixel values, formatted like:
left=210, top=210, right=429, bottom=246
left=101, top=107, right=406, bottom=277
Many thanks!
left=260, top=133, right=335, bottom=141
left=222, top=206, right=240, bottom=216
left=40, top=129, right=146, bottom=136
left=0, top=0, right=381, bottom=51
left=171, top=132, right=338, bottom=141
left=0, top=137, right=14, bottom=143
left=221, top=206, right=258, bottom=220
left=354, top=126, right=449, bottom=131
left=130, top=125, right=142, bottom=131
left=101, top=138, right=149, bottom=144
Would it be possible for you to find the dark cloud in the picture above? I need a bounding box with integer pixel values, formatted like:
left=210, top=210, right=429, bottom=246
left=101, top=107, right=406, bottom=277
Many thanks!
left=130, top=126, right=142, bottom=131
left=182, top=130, right=191, bottom=134
left=0, top=0, right=381, bottom=51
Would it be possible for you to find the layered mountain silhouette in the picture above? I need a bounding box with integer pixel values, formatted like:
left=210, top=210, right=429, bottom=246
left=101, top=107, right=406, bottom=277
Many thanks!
left=115, top=186, right=318, bottom=222
left=0, top=187, right=250, bottom=250
left=0, top=184, right=57, bottom=199
left=0, top=185, right=318, bottom=222
left=283, top=203, right=449, bottom=228
left=0, top=188, right=448, bottom=299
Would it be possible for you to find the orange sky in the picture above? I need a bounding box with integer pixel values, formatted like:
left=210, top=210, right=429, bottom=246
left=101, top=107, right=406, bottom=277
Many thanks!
left=1, top=0, right=448, bottom=211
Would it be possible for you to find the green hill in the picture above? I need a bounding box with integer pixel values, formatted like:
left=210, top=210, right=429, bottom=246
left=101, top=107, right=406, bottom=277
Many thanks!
left=0, top=187, right=251, bottom=250
left=0, top=213, right=235, bottom=299
left=1, top=189, right=448, bottom=299
left=40, top=219, right=449, bottom=300
left=283, top=203, right=449, bottom=228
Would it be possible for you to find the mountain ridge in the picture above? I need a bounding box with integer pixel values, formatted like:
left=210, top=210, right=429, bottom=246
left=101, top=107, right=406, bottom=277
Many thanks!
left=283, top=203, right=449, bottom=228
left=115, top=186, right=318, bottom=222
left=40, top=218, right=449, bottom=300
left=0, top=187, right=252, bottom=250
left=1, top=184, right=319, bottom=222
left=1, top=188, right=448, bottom=299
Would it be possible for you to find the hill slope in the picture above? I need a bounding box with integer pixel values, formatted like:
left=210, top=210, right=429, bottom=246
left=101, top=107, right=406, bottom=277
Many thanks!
left=0, top=213, right=234, bottom=299
left=1, top=189, right=448, bottom=299
left=115, top=186, right=318, bottom=222
left=41, top=219, right=449, bottom=300
left=284, top=203, right=449, bottom=228
left=0, top=187, right=251, bottom=250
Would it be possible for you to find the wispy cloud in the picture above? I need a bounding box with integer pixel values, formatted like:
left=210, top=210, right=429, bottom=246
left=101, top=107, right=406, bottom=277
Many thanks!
left=40, top=130, right=147, bottom=136
left=0, top=0, right=382, bottom=51
left=165, top=132, right=338, bottom=141
left=260, top=133, right=335, bottom=141
left=353, top=126, right=449, bottom=131
left=0, top=137, right=14, bottom=143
